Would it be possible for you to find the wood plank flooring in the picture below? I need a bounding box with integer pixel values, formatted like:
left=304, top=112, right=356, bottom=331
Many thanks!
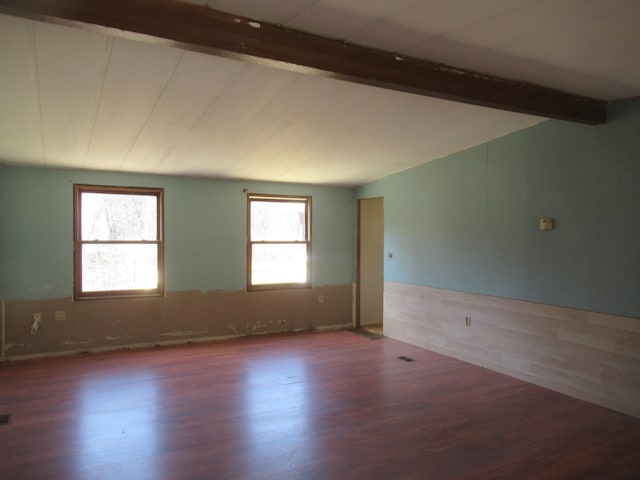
left=1, top=330, right=639, bottom=479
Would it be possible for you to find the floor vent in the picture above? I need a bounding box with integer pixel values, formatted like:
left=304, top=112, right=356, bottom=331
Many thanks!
left=398, top=356, right=416, bottom=362
left=0, top=414, right=13, bottom=426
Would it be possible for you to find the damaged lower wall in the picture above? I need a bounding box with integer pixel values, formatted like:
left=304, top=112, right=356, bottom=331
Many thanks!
left=4, top=284, right=353, bottom=358
left=0, top=166, right=357, bottom=359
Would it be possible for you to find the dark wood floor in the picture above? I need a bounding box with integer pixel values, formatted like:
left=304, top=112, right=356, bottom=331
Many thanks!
left=1, top=330, right=639, bottom=480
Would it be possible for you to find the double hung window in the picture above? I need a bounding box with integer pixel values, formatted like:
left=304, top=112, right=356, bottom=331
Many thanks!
left=73, top=185, right=164, bottom=299
left=247, top=194, right=311, bottom=290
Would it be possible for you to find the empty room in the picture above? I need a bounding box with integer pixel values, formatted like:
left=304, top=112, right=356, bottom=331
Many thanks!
left=1, top=1, right=639, bottom=479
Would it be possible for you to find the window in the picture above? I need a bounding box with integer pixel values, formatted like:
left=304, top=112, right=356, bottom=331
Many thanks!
left=247, top=194, right=311, bottom=290
left=73, top=185, right=164, bottom=299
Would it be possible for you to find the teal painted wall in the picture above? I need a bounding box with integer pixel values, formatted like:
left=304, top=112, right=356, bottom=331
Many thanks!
left=0, top=167, right=355, bottom=301
left=357, top=98, right=640, bottom=318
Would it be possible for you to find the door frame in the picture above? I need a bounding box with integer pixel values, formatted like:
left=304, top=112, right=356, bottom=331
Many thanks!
left=356, top=197, right=384, bottom=329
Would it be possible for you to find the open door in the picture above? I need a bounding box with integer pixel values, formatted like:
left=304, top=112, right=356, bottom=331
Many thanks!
left=357, top=197, right=384, bottom=333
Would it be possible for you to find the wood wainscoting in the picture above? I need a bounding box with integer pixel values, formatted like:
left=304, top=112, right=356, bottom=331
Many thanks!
left=384, top=281, right=640, bottom=418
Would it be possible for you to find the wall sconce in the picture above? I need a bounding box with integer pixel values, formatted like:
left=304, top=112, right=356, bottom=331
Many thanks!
left=539, top=217, right=553, bottom=231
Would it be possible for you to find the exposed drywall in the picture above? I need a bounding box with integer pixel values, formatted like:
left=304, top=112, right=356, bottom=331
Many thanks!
left=384, top=281, right=640, bottom=419
left=3, top=284, right=352, bottom=358
left=357, top=97, right=640, bottom=318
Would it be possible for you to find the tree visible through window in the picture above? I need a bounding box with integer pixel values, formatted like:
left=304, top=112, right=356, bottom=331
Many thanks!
left=248, top=194, right=311, bottom=290
left=74, top=185, right=164, bottom=299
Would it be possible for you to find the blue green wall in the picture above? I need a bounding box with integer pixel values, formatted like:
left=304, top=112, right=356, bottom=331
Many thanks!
left=0, top=167, right=356, bottom=301
left=357, top=98, right=640, bottom=318
left=3, top=98, right=639, bottom=318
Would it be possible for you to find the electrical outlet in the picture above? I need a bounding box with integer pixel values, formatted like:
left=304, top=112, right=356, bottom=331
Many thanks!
left=318, top=294, right=324, bottom=304
left=465, top=316, right=471, bottom=326
left=55, top=310, right=66, bottom=321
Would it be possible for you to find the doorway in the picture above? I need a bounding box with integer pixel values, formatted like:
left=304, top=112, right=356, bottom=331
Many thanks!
left=357, top=197, right=384, bottom=335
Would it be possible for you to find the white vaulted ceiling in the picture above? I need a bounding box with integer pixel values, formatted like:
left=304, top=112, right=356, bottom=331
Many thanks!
left=1, top=0, right=639, bottom=186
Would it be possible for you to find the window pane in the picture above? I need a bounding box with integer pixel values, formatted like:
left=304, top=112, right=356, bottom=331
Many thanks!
left=82, top=244, right=158, bottom=292
left=251, top=244, right=307, bottom=285
left=81, top=192, right=157, bottom=241
left=251, top=201, right=306, bottom=241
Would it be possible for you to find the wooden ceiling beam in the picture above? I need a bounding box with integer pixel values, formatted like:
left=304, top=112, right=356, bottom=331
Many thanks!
left=0, top=0, right=607, bottom=124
